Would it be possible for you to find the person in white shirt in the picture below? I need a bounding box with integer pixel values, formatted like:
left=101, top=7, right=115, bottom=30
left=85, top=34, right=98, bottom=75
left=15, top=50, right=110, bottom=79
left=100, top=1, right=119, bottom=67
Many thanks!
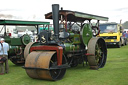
left=0, top=38, right=9, bottom=75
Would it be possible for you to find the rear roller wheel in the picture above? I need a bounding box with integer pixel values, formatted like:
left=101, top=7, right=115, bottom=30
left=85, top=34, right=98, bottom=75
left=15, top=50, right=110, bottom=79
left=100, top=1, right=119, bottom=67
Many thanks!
left=87, top=37, right=107, bottom=69
left=24, top=51, right=66, bottom=80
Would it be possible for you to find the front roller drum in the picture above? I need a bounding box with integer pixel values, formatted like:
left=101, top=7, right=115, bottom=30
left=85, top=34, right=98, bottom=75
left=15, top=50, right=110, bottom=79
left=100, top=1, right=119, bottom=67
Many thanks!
left=24, top=51, right=66, bottom=80
left=87, top=37, right=107, bottom=69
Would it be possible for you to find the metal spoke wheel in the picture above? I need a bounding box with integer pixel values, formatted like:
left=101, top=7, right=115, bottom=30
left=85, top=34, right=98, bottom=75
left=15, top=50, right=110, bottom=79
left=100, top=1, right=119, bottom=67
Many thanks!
left=66, top=57, right=78, bottom=67
left=10, top=57, right=25, bottom=65
left=49, top=53, right=67, bottom=80
left=87, top=37, right=107, bottom=69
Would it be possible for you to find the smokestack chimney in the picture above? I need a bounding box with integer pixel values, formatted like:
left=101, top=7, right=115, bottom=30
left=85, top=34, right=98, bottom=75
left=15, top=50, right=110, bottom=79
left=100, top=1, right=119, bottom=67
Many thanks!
left=52, top=4, right=59, bottom=42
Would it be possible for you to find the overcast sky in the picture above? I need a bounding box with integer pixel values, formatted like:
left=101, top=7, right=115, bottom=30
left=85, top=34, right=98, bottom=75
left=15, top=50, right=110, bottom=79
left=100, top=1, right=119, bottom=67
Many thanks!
left=0, top=0, right=128, bottom=23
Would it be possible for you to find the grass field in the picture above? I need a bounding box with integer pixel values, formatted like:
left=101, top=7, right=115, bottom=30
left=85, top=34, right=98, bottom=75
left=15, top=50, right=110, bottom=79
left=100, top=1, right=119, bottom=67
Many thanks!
left=0, top=45, right=128, bottom=85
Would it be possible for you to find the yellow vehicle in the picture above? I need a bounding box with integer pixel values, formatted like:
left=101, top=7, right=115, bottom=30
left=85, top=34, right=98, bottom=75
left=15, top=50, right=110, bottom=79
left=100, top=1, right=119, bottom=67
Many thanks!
left=98, top=22, right=127, bottom=48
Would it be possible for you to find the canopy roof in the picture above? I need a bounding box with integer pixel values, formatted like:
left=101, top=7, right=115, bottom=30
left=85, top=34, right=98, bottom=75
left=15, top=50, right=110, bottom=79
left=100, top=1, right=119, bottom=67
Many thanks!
left=45, top=10, right=109, bottom=22
left=0, top=19, right=50, bottom=26
left=100, top=22, right=118, bottom=25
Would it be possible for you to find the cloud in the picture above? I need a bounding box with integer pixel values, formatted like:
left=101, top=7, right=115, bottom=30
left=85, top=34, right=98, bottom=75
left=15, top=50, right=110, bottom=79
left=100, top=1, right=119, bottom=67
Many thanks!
left=115, top=7, right=128, bottom=11
left=0, top=9, right=21, bottom=12
left=0, top=14, right=13, bottom=18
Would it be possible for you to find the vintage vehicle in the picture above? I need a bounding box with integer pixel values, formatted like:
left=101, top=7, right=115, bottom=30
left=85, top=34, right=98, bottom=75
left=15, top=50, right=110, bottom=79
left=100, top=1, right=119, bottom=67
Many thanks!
left=0, top=19, right=49, bottom=65
left=23, top=4, right=108, bottom=80
left=98, top=22, right=127, bottom=48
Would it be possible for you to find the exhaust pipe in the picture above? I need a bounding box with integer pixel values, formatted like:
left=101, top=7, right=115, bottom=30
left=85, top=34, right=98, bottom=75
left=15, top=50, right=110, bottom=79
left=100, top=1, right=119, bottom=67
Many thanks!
left=52, top=4, right=59, bottom=42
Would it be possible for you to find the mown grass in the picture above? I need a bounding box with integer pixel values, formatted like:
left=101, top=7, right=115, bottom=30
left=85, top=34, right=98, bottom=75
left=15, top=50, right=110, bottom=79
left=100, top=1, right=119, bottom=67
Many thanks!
left=0, top=45, right=128, bottom=85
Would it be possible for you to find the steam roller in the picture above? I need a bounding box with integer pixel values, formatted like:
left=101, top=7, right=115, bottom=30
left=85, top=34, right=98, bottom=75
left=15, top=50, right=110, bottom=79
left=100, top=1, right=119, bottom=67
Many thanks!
left=23, top=4, right=108, bottom=80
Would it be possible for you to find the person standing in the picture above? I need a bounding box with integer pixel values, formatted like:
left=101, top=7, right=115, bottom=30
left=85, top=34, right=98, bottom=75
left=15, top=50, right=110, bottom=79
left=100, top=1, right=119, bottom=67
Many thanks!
left=0, top=38, right=9, bottom=75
